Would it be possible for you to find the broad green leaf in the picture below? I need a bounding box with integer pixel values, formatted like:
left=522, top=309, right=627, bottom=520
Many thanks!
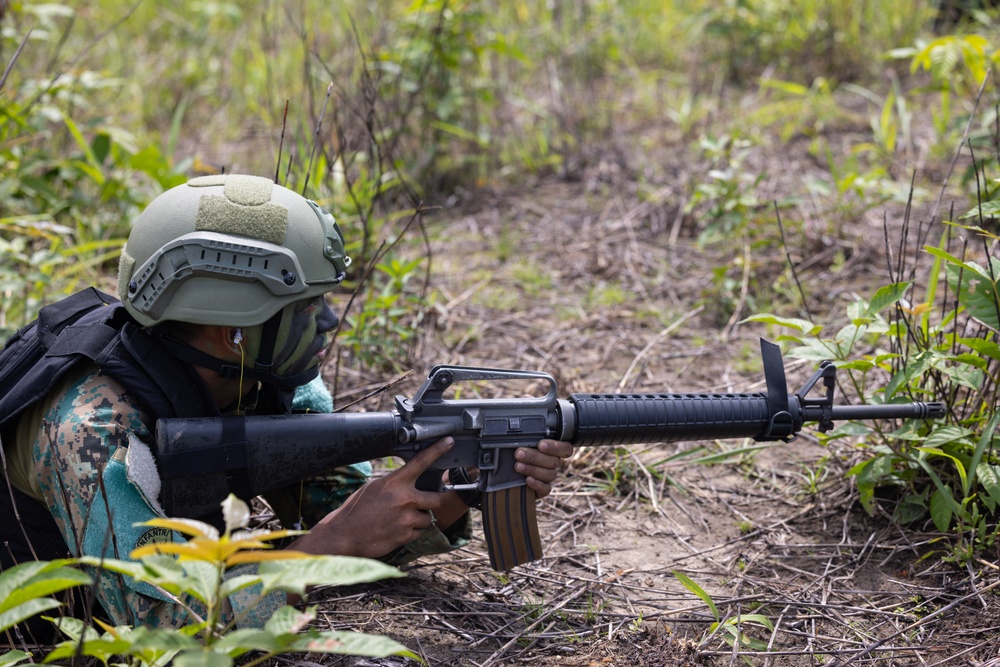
left=212, top=628, right=284, bottom=656
left=960, top=200, right=1000, bottom=219
left=0, top=562, right=90, bottom=614
left=945, top=261, right=1000, bottom=331
left=894, top=493, right=929, bottom=524
left=951, top=353, right=988, bottom=370
left=672, top=571, right=719, bottom=621
left=1, top=571, right=92, bottom=613
left=923, top=426, right=974, bottom=449
left=837, top=359, right=875, bottom=372
left=219, top=574, right=261, bottom=599
left=288, top=630, right=419, bottom=659
left=49, top=616, right=101, bottom=644
left=0, top=650, right=32, bottom=667
left=172, top=650, right=233, bottom=667
left=0, top=600, right=61, bottom=634
left=128, top=627, right=201, bottom=653
left=45, top=636, right=133, bottom=663
left=257, top=556, right=403, bottom=596
left=264, top=605, right=315, bottom=636
left=976, top=464, right=1000, bottom=509
left=789, top=340, right=839, bottom=362
left=958, top=336, right=1000, bottom=361
left=929, top=487, right=955, bottom=532
left=176, top=560, right=221, bottom=606
left=867, top=282, right=912, bottom=315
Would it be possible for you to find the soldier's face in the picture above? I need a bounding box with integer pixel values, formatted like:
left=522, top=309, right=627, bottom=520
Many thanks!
left=271, top=296, right=339, bottom=378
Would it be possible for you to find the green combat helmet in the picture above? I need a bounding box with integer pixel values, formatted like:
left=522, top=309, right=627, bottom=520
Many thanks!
left=117, top=174, right=351, bottom=387
left=118, top=174, right=350, bottom=327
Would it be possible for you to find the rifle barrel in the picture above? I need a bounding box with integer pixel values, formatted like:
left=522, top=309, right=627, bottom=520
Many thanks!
left=805, top=401, right=947, bottom=422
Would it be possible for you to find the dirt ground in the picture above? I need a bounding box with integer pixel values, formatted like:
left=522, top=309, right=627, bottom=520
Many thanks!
left=311, top=150, right=1000, bottom=666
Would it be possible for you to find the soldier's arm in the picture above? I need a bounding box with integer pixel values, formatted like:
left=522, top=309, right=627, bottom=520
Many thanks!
left=30, top=369, right=212, bottom=629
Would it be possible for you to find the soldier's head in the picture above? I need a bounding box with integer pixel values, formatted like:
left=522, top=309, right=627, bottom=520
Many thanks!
left=117, top=174, right=351, bottom=387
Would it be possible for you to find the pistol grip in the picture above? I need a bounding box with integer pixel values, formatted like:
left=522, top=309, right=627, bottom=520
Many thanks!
left=481, top=486, right=543, bottom=570
left=415, top=468, right=444, bottom=492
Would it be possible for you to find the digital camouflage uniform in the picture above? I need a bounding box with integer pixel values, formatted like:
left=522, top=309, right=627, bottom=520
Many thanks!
left=3, top=174, right=471, bottom=634
left=5, top=369, right=471, bottom=630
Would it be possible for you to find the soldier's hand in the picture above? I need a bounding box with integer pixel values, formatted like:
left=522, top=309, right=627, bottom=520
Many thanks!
left=290, top=438, right=454, bottom=559
left=515, top=439, right=574, bottom=499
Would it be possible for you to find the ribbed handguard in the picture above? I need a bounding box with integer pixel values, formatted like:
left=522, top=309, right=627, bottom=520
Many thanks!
left=569, top=392, right=776, bottom=447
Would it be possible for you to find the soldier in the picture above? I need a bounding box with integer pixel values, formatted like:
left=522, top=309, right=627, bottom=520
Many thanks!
left=0, top=174, right=573, bottom=636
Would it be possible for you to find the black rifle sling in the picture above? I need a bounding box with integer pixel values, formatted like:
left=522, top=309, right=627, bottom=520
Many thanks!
left=221, top=415, right=253, bottom=505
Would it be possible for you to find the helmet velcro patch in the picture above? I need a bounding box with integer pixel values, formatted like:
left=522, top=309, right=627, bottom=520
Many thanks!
left=196, top=195, right=288, bottom=246
left=117, top=249, right=135, bottom=301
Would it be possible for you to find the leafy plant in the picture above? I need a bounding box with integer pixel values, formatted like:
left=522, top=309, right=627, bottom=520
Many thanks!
left=684, top=133, right=765, bottom=247
left=672, top=570, right=774, bottom=660
left=0, top=9, right=185, bottom=336
left=0, top=496, right=415, bottom=666
left=337, top=256, right=431, bottom=373
left=746, top=229, right=1000, bottom=558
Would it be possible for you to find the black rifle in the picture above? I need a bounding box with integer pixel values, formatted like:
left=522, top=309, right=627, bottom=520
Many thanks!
left=154, top=340, right=945, bottom=570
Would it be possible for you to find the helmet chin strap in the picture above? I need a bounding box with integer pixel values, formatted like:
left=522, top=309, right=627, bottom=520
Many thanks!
left=156, top=311, right=319, bottom=389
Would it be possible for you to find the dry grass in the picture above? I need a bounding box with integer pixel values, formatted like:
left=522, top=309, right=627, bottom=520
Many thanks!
left=308, top=146, right=1000, bottom=665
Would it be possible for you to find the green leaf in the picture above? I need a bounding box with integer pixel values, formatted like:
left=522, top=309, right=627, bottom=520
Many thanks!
left=733, top=613, right=775, bottom=631
left=838, top=359, right=875, bottom=372
left=48, top=616, right=101, bottom=644
left=45, top=636, right=133, bottom=663
left=945, top=260, right=1000, bottom=331
left=866, top=282, right=912, bottom=316
left=923, top=426, right=975, bottom=449
left=177, top=560, right=222, bottom=606
left=287, top=630, right=418, bottom=658
left=257, top=556, right=403, bottom=596
left=743, top=314, right=820, bottom=335
left=0, top=561, right=81, bottom=612
left=968, top=413, right=1000, bottom=499
left=0, top=650, right=32, bottom=667
left=929, top=487, right=955, bottom=532
left=219, top=574, right=261, bottom=598
left=0, top=600, right=61, bottom=635
left=212, top=629, right=284, bottom=656
left=672, top=571, right=719, bottom=621
left=128, top=627, right=202, bottom=653
left=976, top=464, right=1000, bottom=510
left=264, top=605, right=315, bottom=636
left=958, top=336, right=1000, bottom=361
left=173, top=651, right=233, bottom=667
left=894, top=492, right=929, bottom=524
left=917, top=447, right=968, bottom=495
left=788, top=340, right=838, bottom=362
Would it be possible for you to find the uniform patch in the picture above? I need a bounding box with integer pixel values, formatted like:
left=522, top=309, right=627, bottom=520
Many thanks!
left=135, top=527, right=173, bottom=549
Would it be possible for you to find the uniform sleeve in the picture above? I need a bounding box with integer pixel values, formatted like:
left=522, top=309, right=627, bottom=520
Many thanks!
left=29, top=370, right=207, bottom=629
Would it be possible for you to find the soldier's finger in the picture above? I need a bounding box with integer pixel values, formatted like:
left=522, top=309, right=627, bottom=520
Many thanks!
left=399, top=437, right=454, bottom=480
